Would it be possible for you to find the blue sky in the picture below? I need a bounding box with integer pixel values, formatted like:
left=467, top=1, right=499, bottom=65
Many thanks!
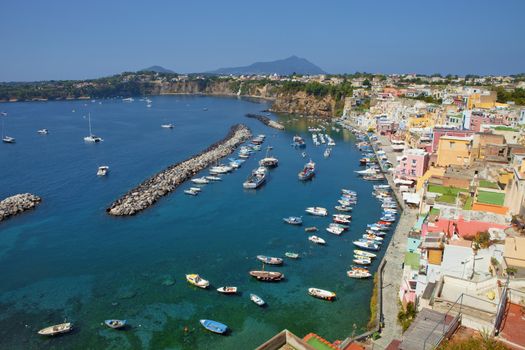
left=1, top=0, right=524, bottom=81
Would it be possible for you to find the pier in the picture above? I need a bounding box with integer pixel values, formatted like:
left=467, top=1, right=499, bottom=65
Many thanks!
left=106, top=124, right=252, bottom=216
left=245, top=113, right=285, bottom=130
left=0, top=193, right=41, bottom=222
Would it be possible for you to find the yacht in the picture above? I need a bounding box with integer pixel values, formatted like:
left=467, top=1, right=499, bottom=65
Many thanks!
left=84, top=113, right=103, bottom=143
left=298, top=160, right=315, bottom=181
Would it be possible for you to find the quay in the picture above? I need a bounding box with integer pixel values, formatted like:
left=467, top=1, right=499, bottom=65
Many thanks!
left=0, top=193, right=41, bottom=222
left=245, top=113, right=285, bottom=130
left=106, top=124, right=252, bottom=216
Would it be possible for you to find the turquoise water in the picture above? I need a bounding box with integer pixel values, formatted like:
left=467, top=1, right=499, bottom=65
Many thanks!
left=0, top=96, right=389, bottom=349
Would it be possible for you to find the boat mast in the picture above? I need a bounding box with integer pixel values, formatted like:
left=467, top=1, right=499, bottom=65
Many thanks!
left=88, top=113, right=92, bottom=136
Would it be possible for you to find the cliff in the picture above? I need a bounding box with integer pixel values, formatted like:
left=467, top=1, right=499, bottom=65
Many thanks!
left=270, top=90, right=337, bottom=118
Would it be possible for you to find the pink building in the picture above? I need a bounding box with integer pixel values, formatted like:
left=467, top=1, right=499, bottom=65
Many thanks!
left=394, top=148, right=429, bottom=181
left=469, top=112, right=506, bottom=132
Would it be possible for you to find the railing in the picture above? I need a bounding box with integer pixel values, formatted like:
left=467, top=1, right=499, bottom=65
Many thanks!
left=422, top=293, right=464, bottom=350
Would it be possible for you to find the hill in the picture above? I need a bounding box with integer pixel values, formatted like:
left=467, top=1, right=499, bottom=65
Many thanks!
left=208, top=56, right=326, bottom=76
left=139, top=65, right=175, bottom=74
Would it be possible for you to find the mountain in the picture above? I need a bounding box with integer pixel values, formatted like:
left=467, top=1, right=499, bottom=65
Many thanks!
left=208, top=56, right=326, bottom=76
left=139, top=65, right=175, bottom=74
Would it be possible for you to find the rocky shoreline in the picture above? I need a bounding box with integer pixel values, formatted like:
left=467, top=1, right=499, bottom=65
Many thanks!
left=0, top=193, right=41, bottom=222
left=106, top=124, right=252, bottom=216
left=245, top=113, right=285, bottom=130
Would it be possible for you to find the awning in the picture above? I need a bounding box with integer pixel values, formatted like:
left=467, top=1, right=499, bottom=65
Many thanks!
left=403, top=192, right=421, bottom=205
left=394, top=178, right=414, bottom=185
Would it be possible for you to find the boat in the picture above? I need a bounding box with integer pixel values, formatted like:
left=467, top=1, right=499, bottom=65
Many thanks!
left=122, top=97, right=134, bottom=102
left=259, top=146, right=279, bottom=167
left=341, top=189, right=357, bottom=195
left=308, top=235, right=326, bottom=245
left=305, top=226, right=318, bottom=232
left=97, top=165, right=109, bottom=176
left=353, top=240, right=380, bottom=251
left=191, top=177, right=209, bottom=184
left=335, top=206, right=352, bottom=212
left=355, top=168, right=377, bottom=176
left=37, top=128, right=49, bottom=134
left=256, top=255, right=283, bottom=265
left=329, top=223, right=349, bottom=230
left=353, top=257, right=372, bottom=265
left=217, top=286, right=237, bottom=294
left=184, top=189, right=199, bottom=196
left=305, top=207, right=327, bottom=216
left=285, top=252, right=299, bottom=259
left=347, top=268, right=372, bottom=279
left=2, top=136, right=15, bottom=143
left=283, top=216, right=302, bottom=225
left=243, top=167, right=267, bottom=189
left=249, top=270, right=284, bottom=281
left=333, top=216, right=351, bottom=224
left=326, top=226, right=344, bottom=235
left=298, top=160, right=315, bottom=181
left=205, top=175, right=222, bottom=181
left=250, top=293, right=265, bottom=306
left=161, top=123, right=174, bottom=129
left=364, top=174, right=385, bottom=181
left=308, top=288, right=336, bottom=301
left=323, top=147, right=332, bottom=158
left=200, top=319, right=228, bottom=334
left=104, top=319, right=127, bottom=329
left=37, top=322, right=73, bottom=336
left=292, top=135, right=306, bottom=148
left=84, top=113, right=103, bottom=143
left=185, top=274, right=209, bottom=288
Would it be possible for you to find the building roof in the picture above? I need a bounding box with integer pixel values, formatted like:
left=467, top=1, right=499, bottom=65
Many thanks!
left=399, top=308, right=456, bottom=350
left=256, top=330, right=317, bottom=350
left=504, top=237, right=525, bottom=263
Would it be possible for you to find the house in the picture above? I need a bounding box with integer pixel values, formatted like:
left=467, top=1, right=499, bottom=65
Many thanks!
left=504, top=159, right=525, bottom=215
left=436, top=135, right=474, bottom=167
left=394, top=149, right=429, bottom=181
left=503, top=237, right=525, bottom=269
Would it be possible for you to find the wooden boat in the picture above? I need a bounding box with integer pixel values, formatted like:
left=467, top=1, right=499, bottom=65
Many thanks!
left=249, top=270, right=284, bottom=281
left=217, top=286, right=237, bottom=294
left=304, top=226, right=318, bottom=232
left=308, top=288, right=336, bottom=301
left=256, top=255, right=283, bottom=265
left=308, top=235, right=326, bottom=245
left=250, top=293, right=265, bottom=306
left=104, top=319, right=127, bottom=329
left=186, top=274, right=209, bottom=288
left=200, top=319, right=228, bottom=334
left=37, top=322, right=72, bottom=336
left=285, top=252, right=299, bottom=259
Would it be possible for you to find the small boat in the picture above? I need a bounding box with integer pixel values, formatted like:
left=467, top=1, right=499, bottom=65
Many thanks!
left=37, top=128, right=49, bottom=134
left=104, top=319, right=127, bottom=329
left=97, top=165, right=109, bottom=176
left=2, top=136, right=15, bottom=143
left=363, top=234, right=383, bottom=241
left=184, top=189, right=199, bottom=196
left=209, top=165, right=232, bottom=174
left=333, top=216, right=350, bottom=224
left=259, top=146, right=279, bottom=167
left=243, top=167, right=267, bottom=189
left=84, top=113, right=103, bottom=142
left=200, top=319, right=228, bottom=334
left=186, top=274, right=209, bottom=288
left=161, top=123, right=174, bottom=129
left=190, top=187, right=202, bottom=192
left=304, top=226, right=318, bottom=232
left=353, top=257, right=372, bottom=265
left=122, top=97, right=134, bottom=102
left=329, top=223, right=349, bottom=230
left=249, top=270, right=284, bottom=281
left=37, top=322, right=73, bottom=336
left=308, top=288, right=336, bottom=301
left=335, top=206, right=352, bottom=212
left=309, top=235, right=326, bottom=245
left=323, top=147, right=332, bottom=158
left=305, top=207, right=328, bottom=216
left=250, top=293, right=265, bottom=306
left=353, top=240, right=380, bottom=251
left=347, top=267, right=372, bottom=279
left=298, top=160, right=315, bottom=181
left=292, top=135, right=306, bottom=148
left=326, top=226, right=344, bottom=235
left=205, top=175, right=222, bottom=181
left=283, top=216, right=302, bottom=225
left=301, top=151, right=307, bottom=158
left=285, top=252, right=299, bottom=259
left=334, top=214, right=351, bottom=220
left=191, top=177, right=209, bottom=184
left=217, top=286, right=237, bottom=294
left=256, top=255, right=283, bottom=265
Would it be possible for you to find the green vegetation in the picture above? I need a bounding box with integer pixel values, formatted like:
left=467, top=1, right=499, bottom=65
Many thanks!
left=280, top=80, right=353, bottom=99
left=429, top=207, right=440, bottom=216
left=404, top=252, right=420, bottom=270
left=473, top=231, right=491, bottom=249
left=493, top=126, right=519, bottom=132
left=463, top=196, right=473, bottom=210
left=397, top=301, right=417, bottom=332
left=495, top=86, right=525, bottom=105
left=405, top=95, right=443, bottom=104
left=306, top=337, right=336, bottom=350
left=428, top=184, right=468, bottom=204
left=367, top=273, right=380, bottom=330
left=477, top=191, right=505, bottom=206
left=479, top=180, right=499, bottom=189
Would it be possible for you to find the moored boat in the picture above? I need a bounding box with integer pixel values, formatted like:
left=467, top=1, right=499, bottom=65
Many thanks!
left=191, top=177, right=209, bottom=184
left=256, top=255, right=283, bottom=265
left=249, top=270, right=284, bottom=281
left=304, top=226, right=318, bottom=232
left=335, top=205, right=352, bottom=212
left=283, top=216, right=302, bottom=225
left=37, top=322, right=73, bottom=336
left=353, top=257, right=372, bottom=265
left=347, top=267, right=372, bottom=279
left=292, top=135, right=306, bottom=148
left=305, top=207, right=328, bottom=216
left=205, top=175, right=222, bottom=181
left=353, top=240, right=380, bottom=251
left=308, top=235, right=326, bottom=245
left=243, top=167, right=267, bottom=189
left=200, top=319, right=228, bottom=334
left=285, top=252, right=299, bottom=259
left=250, top=293, right=265, bottom=306
left=186, top=274, right=209, bottom=288
left=298, top=160, right=315, bottom=181
left=217, top=286, right=238, bottom=294
left=308, top=288, right=336, bottom=301
left=104, top=319, right=127, bottom=329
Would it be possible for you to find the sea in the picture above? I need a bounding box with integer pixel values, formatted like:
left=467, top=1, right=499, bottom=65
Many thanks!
left=0, top=95, right=391, bottom=349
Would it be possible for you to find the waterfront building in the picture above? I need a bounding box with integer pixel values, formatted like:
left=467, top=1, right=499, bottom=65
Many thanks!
left=394, top=148, right=429, bottom=181
left=436, top=135, right=474, bottom=167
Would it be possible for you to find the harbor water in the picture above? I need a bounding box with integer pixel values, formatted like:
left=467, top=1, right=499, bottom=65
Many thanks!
left=0, top=96, right=391, bottom=349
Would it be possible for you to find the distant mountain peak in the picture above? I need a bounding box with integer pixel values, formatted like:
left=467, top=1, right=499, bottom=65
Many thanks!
left=208, top=56, right=326, bottom=76
left=139, top=65, right=175, bottom=74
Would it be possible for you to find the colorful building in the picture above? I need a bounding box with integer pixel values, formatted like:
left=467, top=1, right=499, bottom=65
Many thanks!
left=436, top=135, right=474, bottom=167
left=394, top=149, right=429, bottom=180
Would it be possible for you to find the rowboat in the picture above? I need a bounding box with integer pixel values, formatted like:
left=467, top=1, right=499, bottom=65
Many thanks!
left=308, top=288, right=336, bottom=301
left=309, top=235, right=326, bottom=245
left=186, top=274, right=209, bottom=288
left=256, top=255, right=283, bottom=265
left=285, top=252, right=299, bottom=259
left=250, top=294, right=265, bottom=306
left=200, top=319, right=228, bottom=334
left=37, top=322, right=72, bottom=336
left=249, top=270, right=284, bottom=281
left=104, top=319, right=127, bottom=329
left=217, top=286, right=237, bottom=294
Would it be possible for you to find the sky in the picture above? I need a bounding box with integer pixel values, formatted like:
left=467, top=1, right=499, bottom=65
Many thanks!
left=1, top=0, right=524, bottom=81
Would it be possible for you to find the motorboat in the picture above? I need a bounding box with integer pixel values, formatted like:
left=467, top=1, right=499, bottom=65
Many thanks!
left=285, top=252, right=299, bottom=259
left=122, top=97, right=134, bottom=102
left=308, top=288, right=336, bottom=301
left=363, top=174, right=385, bottom=181
left=205, top=175, right=222, bottom=181
left=256, top=255, right=283, bottom=265
left=308, top=235, right=326, bottom=245
left=189, top=187, right=202, bottom=192
left=353, top=240, right=380, bottom=251
left=217, top=286, right=238, bottom=294
left=292, top=135, right=306, bottom=148
left=323, top=147, right=332, bottom=158
left=186, top=274, right=209, bottom=288
left=259, top=146, right=279, bottom=167
left=353, top=257, right=372, bottom=265
left=209, top=165, right=232, bottom=174
left=298, top=160, right=315, bottom=181
left=200, top=319, right=228, bottom=334
left=283, top=216, right=302, bottom=225
left=335, top=206, right=352, bottom=212
left=249, top=270, right=284, bottom=281
left=229, top=158, right=245, bottom=168
left=250, top=293, right=265, bottom=306
left=354, top=250, right=377, bottom=258
left=191, top=177, right=209, bottom=184
left=338, top=200, right=354, bottom=207
left=347, top=267, right=372, bottom=279
left=341, top=189, right=357, bottom=196
left=2, top=136, right=15, bottom=143
left=37, top=128, right=49, bottom=134
left=97, top=165, right=109, bottom=176
left=329, top=223, right=349, bottom=230
left=326, top=226, right=344, bottom=235
left=161, top=124, right=174, bottom=129
left=304, top=226, right=318, bottom=232
left=37, top=322, right=73, bottom=336
left=354, top=168, right=377, bottom=176
left=104, top=319, right=127, bottom=329
left=362, top=234, right=383, bottom=242
left=243, top=167, right=267, bottom=189
left=184, top=189, right=199, bottom=196
left=305, top=207, right=327, bottom=216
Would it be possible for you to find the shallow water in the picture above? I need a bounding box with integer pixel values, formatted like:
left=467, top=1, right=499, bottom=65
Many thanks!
left=0, top=96, right=391, bottom=349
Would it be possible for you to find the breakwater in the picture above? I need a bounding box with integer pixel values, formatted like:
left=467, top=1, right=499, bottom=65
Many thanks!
left=0, top=193, right=41, bottom=222
left=245, top=113, right=285, bottom=130
left=106, top=124, right=252, bottom=216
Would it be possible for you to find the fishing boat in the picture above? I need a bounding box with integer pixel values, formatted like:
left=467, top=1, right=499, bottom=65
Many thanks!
left=283, top=216, right=302, bottom=225
left=200, top=319, right=228, bottom=334
left=186, top=274, right=209, bottom=288
left=305, top=207, right=327, bottom=216
left=291, top=135, right=306, bottom=148
left=335, top=206, right=352, bottom=212
left=37, top=128, right=49, bottom=134
left=37, top=322, right=73, bottom=336
left=298, top=160, right=315, bottom=181
left=217, top=286, right=238, bottom=294
left=104, top=319, right=127, bottom=329
left=326, top=226, right=344, bottom=235
left=259, top=146, right=279, bottom=167
left=83, top=113, right=103, bottom=143
left=285, top=252, right=299, bottom=259
left=308, top=235, right=326, bottom=245
left=250, top=294, right=265, bottom=306
left=304, top=226, right=318, bottom=232
left=243, top=167, right=267, bottom=189
left=308, top=288, right=336, bottom=301
left=191, top=177, right=209, bottom=184
left=347, top=267, right=372, bottom=279
left=352, top=240, right=380, bottom=251
left=256, top=255, right=283, bottom=265
left=97, top=165, right=109, bottom=176
left=353, top=257, right=372, bottom=265
left=249, top=270, right=284, bottom=281
left=205, top=175, right=222, bottom=181
left=184, top=189, right=199, bottom=196
left=161, top=123, right=174, bottom=129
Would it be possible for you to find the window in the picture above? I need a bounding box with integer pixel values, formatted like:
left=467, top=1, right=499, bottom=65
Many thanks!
left=449, top=142, right=455, bottom=149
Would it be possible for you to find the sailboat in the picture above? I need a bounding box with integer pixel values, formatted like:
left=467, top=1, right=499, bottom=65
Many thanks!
left=1, top=114, right=15, bottom=143
left=84, top=113, right=103, bottom=143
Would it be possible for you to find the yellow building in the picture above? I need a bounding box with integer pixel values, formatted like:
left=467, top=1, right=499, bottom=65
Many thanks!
left=436, top=135, right=474, bottom=167
left=466, top=91, right=497, bottom=109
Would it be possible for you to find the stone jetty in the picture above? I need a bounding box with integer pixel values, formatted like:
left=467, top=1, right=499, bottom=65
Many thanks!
left=0, top=193, right=41, bottom=222
left=245, top=113, right=285, bottom=130
left=107, top=124, right=252, bottom=216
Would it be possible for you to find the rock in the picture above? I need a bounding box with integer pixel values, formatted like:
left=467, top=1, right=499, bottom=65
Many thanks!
left=0, top=193, right=41, bottom=222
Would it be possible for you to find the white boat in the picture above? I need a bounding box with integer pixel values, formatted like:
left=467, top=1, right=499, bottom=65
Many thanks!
left=37, top=322, right=73, bottom=336
left=97, top=165, right=109, bottom=176
left=243, top=167, right=267, bottom=189
left=189, top=187, right=202, bottom=192
left=122, top=97, right=134, bottom=102
left=205, top=176, right=222, bottom=181
left=335, top=206, right=352, bottom=212
left=353, top=257, right=372, bottom=265
left=186, top=274, right=209, bottom=288
left=184, top=189, right=199, bottom=196
left=326, top=226, right=344, bottom=235
left=353, top=240, right=380, bottom=251
left=161, top=124, right=174, bottom=129
left=37, top=128, right=49, bottom=134
left=354, top=249, right=377, bottom=258
left=347, top=267, right=372, bottom=279
left=259, top=146, right=279, bottom=167
left=309, top=235, right=326, bottom=245
left=2, top=136, right=15, bottom=143
left=305, top=207, right=328, bottom=216
left=191, top=177, right=209, bottom=184
left=355, top=168, right=377, bottom=176
left=217, top=286, right=237, bottom=294
left=84, top=113, right=103, bottom=143
left=250, top=293, right=265, bottom=306
left=209, top=165, right=232, bottom=174
left=308, top=288, right=336, bottom=301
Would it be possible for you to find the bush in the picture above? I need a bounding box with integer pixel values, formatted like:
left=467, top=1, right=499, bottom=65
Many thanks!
left=397, top=302, right=417, bottom=332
